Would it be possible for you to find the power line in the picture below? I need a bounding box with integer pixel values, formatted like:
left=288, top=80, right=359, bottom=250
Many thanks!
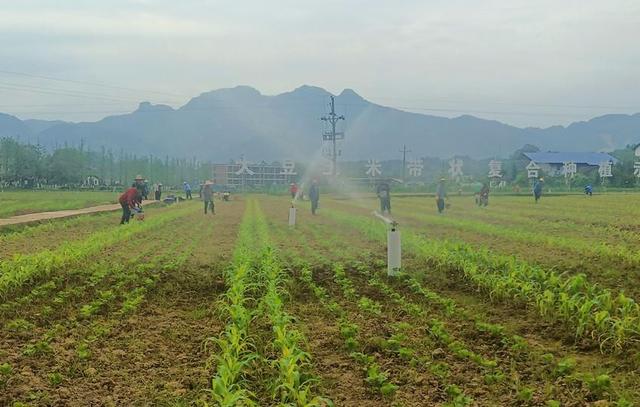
left=0, top=83, right=176, bottom=105
left=0, top=69, right=189, bottom=99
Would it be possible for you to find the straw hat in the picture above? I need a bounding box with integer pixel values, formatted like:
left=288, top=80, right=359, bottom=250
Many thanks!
left=204, top=180, right=214, bottom=185
left=134, top=175, right=145, bottom=181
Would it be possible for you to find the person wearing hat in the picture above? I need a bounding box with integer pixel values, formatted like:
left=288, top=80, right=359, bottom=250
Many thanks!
left=533, top=177, right=544, bottom=203
left=202, top=180, right=215, bottom=214
left=134, top=175, right=145, bottom=196
left=183, top=181, right=192, bottom=200
left=436, top=178, right=447, bottom=213
left=119, top=184, right=142, bottom=225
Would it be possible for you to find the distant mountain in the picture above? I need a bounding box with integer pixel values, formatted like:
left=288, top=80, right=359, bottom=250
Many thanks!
left=0, top=113, right=32, bottom=138
left=0, top=85, right=639, bottom=160
left=23, top=119, right=68, bottom=134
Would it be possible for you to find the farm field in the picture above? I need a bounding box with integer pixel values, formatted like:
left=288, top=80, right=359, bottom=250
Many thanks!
left=0, top=191, right=117, bottom=219
left=1, top=192, right=640, bottom=406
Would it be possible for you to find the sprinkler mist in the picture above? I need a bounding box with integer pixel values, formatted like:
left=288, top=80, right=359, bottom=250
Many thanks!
left=373, top=211, right=401, bottom=276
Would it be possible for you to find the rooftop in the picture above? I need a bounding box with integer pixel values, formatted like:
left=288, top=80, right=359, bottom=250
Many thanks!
left=523, top=152, right=618, bottom=165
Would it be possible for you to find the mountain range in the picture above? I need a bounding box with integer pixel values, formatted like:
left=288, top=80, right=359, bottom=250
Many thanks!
left=1, top=85, right=639, bottom=161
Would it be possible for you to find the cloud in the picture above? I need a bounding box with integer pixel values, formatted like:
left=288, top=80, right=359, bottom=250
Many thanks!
left=0, top=9, right=221, bottom=37
left=0, top=0, right=638, bottom=126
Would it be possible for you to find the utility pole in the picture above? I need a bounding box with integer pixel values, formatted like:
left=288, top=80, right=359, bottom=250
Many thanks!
left=400, top=144, right=411, bottom=183
left=321, top=96, right=345, bottom=177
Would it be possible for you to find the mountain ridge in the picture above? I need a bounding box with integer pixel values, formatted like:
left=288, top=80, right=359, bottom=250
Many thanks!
left=0, top=85, right=638, bottom=160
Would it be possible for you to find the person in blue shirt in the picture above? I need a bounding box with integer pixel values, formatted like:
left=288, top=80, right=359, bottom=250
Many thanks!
left=533, top=178, right=544, bottom=203
left=584, top=184, right=593, bottom=196
left=183, top=182, right=192, bottom=200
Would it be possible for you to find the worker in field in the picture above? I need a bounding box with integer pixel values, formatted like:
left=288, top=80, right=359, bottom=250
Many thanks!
left=584, top=184, right=593, bottom=196
left=290, top=182, right=299, bottom=199
left=134, top=175, right=145, bottom=196
left=436, top=178, right=447, bottom=213
left=478, top=182, right=490, bottom=207
left=183, top=181, right=192, bottom=200
left=153, top=183, right=162, bottom=201
left=533, top=178, right=544, bottom=202
left=309, top=179, right=320, bottom=215
left=119, top=184, right=142, bottom=225
left=142, top=180, right=150, bottom=200
left=202, top=180, right=215, bottom=215
left=376, top=179, right=391, bottom=214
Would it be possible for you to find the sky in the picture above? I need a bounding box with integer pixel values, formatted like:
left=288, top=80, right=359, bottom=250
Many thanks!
left=0, top=0, right=639, bottom=127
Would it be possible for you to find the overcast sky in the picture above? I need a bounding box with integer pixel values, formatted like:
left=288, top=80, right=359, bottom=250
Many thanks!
left=0, top=0, right=638, bottom=127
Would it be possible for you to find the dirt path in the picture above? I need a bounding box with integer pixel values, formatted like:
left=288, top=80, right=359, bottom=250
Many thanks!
left=0, top=201, right=159, bottom=227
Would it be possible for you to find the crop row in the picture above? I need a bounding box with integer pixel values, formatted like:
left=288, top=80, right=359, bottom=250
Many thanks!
left=326, top=209, right=640, bottom=352
left=393, top=204, right=640, bottom=267
left=298, top=213, right=635, bottom=405
left=208, top=200, right=324, bottom=406
left=208, top=201, right=260, bottom=406
left=0, top=203, right=193, bottom=299
left=394, top=198, right=640, bottom=247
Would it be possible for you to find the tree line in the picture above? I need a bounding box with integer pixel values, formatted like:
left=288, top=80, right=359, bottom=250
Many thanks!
left=0, top=137, right=212, bottom=189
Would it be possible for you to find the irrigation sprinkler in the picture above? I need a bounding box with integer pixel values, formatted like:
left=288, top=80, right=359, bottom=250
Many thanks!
left=288, top=204, right=297, bottom=227
left=372, top=211, right=401, bottom=276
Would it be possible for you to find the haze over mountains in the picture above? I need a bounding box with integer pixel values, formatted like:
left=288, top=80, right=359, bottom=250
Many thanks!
left=1, top=85, right=639, bottom=161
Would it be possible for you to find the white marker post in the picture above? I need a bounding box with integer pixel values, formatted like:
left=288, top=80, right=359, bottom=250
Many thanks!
left=387, top=221, right=401, bottom=276
left=288, top=206, right=297, bottom=227
left=373, top=211, right=402, bottom=276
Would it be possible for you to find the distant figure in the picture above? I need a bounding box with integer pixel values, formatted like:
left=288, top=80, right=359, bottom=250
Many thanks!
left=183, top=182, right=192, bottom=200
left=119, top=184, right=141, bottom=225
left=134, top=175, right=145, bottom=196
left=376, top=180, right=391, bottom=214
left=202, top=181, right=215, bottom=214
left=309, top=179, right=320, bottom=215
left=142, top=181, right=150, bottom=200
left=478, top=182, right=489, bottom=207
left=222, top=191, right=230, bottom=201
left=584, top=184, right=593, bottom=196
left=436, top=178, right=447, bottom=213
left=533, top=178, right=544, bottom=203
left=154, top=183, right=162, bottom=201
left=290, top=182, right=299, bottom=199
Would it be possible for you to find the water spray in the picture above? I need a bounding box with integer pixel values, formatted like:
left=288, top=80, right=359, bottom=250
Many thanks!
left=372, top=211, right=401, bottom=276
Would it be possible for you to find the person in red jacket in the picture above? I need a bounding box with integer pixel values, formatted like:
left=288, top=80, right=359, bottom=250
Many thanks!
left=119, top=184, right=141, bottom=224
left=289, top=182, right=298, bottom=199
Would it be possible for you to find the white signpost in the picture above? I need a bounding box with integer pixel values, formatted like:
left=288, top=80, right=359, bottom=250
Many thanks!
left=235, top=156, right=255, bottom=175
left=526, top=161, right=540, bottom=179
left=562, top=161, right=577, bottom=178
left=407, top=158, right=424, bottom=178
left=365, top=159, right=382, bottom=178
left=488, top=160, right=503, bottom=187
left=598, top=161, right=613, bottom=185
left=448, top=158, right=464, bottom=182
left=562, top=161, right=577, bottom=189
